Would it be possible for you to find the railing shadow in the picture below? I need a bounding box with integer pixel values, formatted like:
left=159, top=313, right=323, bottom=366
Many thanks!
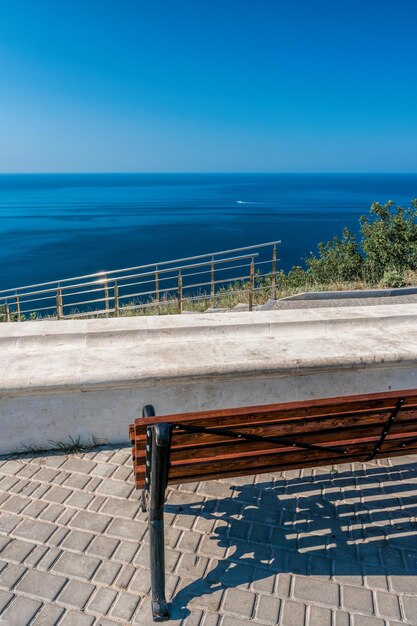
left=165, top=460, right=417, bottom=619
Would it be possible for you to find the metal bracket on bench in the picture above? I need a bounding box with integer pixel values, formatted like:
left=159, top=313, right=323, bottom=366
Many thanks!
left=141, top=404, right=155, bottom=513
left=367, top=398, right=404, bottom=461
left=173, top=423, right=348, bottom=455
left=399, top=434, right=417, bottom=448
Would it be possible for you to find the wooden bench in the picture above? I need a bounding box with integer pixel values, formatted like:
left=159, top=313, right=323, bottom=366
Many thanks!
left=129, top=389, right=417, bottom=621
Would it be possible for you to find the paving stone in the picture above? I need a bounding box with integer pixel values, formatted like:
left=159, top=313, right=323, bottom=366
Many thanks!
left=39, top=503, right=65, bottom=523
left=58, top=579, right=95, bottom=609
left=90, top=463, right=116, bottom=478
left=129, top=568, right=151, bottom=594
left=333, top=610, right=350, bottom=626
left=342, top=585, right=374, bottom=614
left=0, top=461, right=24, bottom=476
left=89, top=494, right=107, bottom=512
left=31, top=602, right=65, bottom=625
left=110, top=591, right=140, bottom=621
left=87, top=587, right=118, bottom=614
left=93, top=561, right=122, bottom=585
left=32, top=468, right=60, bottom=483
left=402, top=595, right=417, bottom=625
left=1, top=495, right=31, bottom=514
left=15, top=569, right=67, bottom=600
left=61, top=530, right=95, bottom=552
left=221, top=617, right=247, bottom=626
left=0, top=539, right=35, bottom=563
left=112, top=539, right=138, bottom=562
left=280, top=600, right=306, bottom=626
left=37, top=547, right=61, bottom=570
left=69, top=510, right=112, bottom=533
left=351, top=616, right=385, bottom=626
left=0, top=589, right=13, bottom=612
left=13, top=519, right=57, bottom=543
left=0, top=563, right=26, bottom=589
left=255, top=594, right=281, bottom=624
left=23, top=500, right=49, bottom=519
left=43, top=485, right=73, bottom=504
left=0, top=512, right=20, bottom=533
left=306, top=605, right=332, bottom=626
left=0, top=595, right=42, bottom=625
left=222, top=588, right=256, bottom=619
left=59, top=610, right=95, bottom=626
left=52, top=552, right=101, bottom=580
left=115, top=563, right=136, bottom=589
left=47, top=526, right=70, bottom=547
left=62, top=458, right=96, bottom=474
left=86, top=535, right=119, bottom=558
left=64, top=474, right=91, bottom=492
left=96, top=479, right=133, bottom=498
left=293, top=576, right=340, bottom=607
left=389, top=574, right=416, bottom=594
left=375, top=590, right=401, bottom=620
left=106, top=518, right=147, bottom=541
left=101, top=497, right=140, bottom=519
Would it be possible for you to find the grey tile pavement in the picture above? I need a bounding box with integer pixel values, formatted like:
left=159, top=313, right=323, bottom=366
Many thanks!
left=0, top=448, right=416, bottom=625
left=270, top=294, right=417, bottom=310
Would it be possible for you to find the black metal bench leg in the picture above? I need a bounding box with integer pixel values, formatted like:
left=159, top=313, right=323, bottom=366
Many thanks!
left=148, top=422, right=171, bottom=622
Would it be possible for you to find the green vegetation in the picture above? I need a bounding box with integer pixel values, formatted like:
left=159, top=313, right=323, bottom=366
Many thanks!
left=1, top=200, right=417, bottom=321
left=3, top=435, right=106, bottom=460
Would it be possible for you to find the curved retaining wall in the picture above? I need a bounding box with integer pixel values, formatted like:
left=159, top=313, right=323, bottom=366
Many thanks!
left=1, top=304, right=417, bottom=455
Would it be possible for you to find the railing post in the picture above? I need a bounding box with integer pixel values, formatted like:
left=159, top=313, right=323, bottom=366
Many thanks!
left=271, top=244, right=277, bottom=300
left=210, top=256, right=215, bottom=307
left=15, top=295, right=21, bottom=322
left=114, top=282, right=119, bottom=317
left=155, top=267, right=160, bottom=314
left=178, top=271, right=183, bottom=314
left=103, top=276, right=109, bottom=317
left=155, top=267, right=159, bottom=303
left=5, top=302, right=10, bottom=323
left=249, top=257, right=255, bottom=312
left=56, top=288, right=63, bottom=320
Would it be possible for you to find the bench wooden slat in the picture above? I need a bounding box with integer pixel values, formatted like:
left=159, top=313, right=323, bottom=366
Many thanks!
left=130, top=390, right=417, bottom=489
left=133, top=390, right=417, bottom=436
left=134, top=422, right=417, bottom=467
left=133, top=434, right=417, bottom=485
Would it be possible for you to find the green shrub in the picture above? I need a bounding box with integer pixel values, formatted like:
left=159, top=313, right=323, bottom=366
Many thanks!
left=305, top=227, right=363, bottom=284
left=360, top=200, right=417, bottom=282
left=285, top=265, right=311, bottom=289
left=379, top=269, right=406, bottom=288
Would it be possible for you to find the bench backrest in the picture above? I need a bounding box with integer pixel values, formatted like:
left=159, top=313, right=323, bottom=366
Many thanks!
left=129, top=389, right=417, bottom=489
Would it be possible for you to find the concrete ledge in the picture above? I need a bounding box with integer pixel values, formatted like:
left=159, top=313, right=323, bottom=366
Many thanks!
left=2, top=304, right=417, bottom=454
left=280, top=286, right=417, bottom=300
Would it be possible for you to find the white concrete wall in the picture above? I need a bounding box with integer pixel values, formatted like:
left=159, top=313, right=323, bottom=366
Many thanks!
left=1, top=304, right=417, bottom=455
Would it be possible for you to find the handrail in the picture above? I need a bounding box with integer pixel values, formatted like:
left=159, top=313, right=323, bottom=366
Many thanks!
left=0, top=241, right=280, bottom=296
left=0, top=240, right=281, bottom=320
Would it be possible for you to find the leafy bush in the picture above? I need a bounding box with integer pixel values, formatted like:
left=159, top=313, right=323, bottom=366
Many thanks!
left=360, top=200, right=417, bottom=282
left=305, top=227, right=363, bottom=284
left=302, top=200, right=417, bottom=286
left=285, top=265, right=311, bottom=289
left=379, top=269, right=405, bottom=288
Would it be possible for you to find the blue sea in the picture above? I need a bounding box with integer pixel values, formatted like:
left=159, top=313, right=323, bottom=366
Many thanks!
left=1, top=173, right=416, bottom=291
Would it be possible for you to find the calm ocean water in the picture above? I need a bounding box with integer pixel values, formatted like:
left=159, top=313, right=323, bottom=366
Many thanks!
left=1, top=173, right=416, bottom=291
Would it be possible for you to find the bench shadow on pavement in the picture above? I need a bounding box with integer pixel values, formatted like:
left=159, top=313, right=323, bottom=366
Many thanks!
left=165, top=460, right=417, bottom=619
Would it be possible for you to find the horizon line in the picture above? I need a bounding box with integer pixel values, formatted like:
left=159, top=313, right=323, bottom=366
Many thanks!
left=0, top=171, right=417, bottom=176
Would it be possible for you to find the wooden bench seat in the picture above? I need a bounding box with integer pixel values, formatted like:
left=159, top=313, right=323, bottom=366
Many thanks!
left=129, top=389, right=417, bottom=621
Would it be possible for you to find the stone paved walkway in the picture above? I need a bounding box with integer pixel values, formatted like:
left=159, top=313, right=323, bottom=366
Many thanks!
left=0, top=448, right=416, bottom=626
left=270, top=294, right=417, bottom=310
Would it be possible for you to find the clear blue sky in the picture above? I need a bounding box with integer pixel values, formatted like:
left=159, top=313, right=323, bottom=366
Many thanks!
left=1, top=0, right=416, bottom=173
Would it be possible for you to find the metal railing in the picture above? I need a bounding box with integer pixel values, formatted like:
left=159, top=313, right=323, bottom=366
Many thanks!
left=0, top=241, right=281, bottom=321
